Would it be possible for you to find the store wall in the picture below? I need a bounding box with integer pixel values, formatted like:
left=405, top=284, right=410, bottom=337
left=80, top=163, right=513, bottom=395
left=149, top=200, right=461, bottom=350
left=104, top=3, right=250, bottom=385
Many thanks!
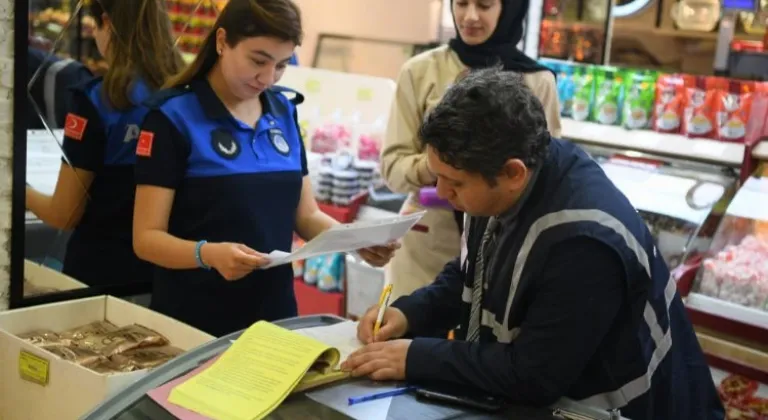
left=293, top=0, right=440, bottom=66
left=0, top=5, right=12, bottom=310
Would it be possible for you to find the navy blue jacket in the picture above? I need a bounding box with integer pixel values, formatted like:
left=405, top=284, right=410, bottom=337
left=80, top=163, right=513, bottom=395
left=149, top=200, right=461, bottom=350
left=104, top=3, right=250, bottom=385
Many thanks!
left=392, top=139, right=724, bottom=419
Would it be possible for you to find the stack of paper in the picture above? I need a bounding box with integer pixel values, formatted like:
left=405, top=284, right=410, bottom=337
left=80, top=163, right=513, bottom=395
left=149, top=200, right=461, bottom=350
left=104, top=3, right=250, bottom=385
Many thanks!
left=154, top=321, right=364, bottom=420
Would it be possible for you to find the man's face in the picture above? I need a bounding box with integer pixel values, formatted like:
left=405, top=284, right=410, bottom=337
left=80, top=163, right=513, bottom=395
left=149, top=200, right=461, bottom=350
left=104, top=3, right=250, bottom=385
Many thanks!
left=427, top=146, right=526, bottom=217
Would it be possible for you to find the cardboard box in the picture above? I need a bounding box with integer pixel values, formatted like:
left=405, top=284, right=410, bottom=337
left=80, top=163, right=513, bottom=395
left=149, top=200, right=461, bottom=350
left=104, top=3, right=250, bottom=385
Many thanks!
left=0, top=295, right=215, bottom=420
left=24, top=260, right=87, bottom=295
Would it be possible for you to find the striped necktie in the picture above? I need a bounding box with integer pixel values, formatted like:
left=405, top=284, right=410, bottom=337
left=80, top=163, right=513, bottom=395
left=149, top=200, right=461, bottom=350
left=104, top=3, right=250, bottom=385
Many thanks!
left=466, top=217, right=500, bottom=342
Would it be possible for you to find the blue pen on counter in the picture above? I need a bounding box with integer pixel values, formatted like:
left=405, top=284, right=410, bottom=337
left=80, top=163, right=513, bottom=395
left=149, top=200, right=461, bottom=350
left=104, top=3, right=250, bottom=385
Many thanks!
left=347, top=386, right=415, bottom=406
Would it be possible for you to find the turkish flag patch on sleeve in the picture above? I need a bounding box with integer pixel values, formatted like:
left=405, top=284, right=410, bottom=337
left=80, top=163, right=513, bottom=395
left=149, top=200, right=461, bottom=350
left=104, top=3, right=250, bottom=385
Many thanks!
left=64, top=113, right=88, bottom=141
left=136, top=131, right=155, bottom=157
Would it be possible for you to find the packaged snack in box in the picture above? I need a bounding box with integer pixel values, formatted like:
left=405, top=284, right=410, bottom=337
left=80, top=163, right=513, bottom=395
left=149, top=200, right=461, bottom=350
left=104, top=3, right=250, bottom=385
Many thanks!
left=570, top=65, right=594, bottom=121
left=683, top=76, right=728, bottom=140
left=653, top=74, right=690, bottom=133
left=622, top=70, right=658, bottom=129
left=716, top=79, right=755, bottom=143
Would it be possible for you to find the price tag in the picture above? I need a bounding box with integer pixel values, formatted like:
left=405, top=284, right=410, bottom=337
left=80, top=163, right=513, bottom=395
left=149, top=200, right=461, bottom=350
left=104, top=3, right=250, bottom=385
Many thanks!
left=356, top=88, right=373, bottom=101
left=19, top=351, right=50, bottom=386
left=305, top=79, right=321, bottom=94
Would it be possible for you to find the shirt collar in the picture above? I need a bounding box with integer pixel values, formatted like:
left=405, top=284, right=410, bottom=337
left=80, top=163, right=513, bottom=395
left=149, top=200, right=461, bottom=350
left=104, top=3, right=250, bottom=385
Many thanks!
left=496, top=164, right=542, bottom=228
left=191, top=77, right=274, bottom=123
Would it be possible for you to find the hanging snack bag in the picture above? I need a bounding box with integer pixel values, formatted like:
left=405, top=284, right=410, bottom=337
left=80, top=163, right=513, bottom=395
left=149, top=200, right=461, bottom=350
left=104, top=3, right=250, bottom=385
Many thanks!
left=683, top=76, right=724, bottom=140
left=622, top=70, right=657, bottom=130
left=591, top=67, right=623, bottom=126
left=653, top=74, right=688, bottom=134
left=570, top=65, right=595, bottom=121
left=716, top=80, right=754, bottom=143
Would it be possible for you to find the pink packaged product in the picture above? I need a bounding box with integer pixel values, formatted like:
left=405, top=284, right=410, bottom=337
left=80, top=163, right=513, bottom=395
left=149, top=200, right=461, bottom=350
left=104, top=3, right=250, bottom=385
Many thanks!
left=358, top=134, right=382, bottom=162
left=697, top=235, right=768, bottom=310
left=310, top=124, right=352, bottom=154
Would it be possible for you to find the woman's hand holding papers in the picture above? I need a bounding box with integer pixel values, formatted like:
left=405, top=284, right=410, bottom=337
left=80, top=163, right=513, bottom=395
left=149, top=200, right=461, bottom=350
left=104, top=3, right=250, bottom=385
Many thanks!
left=356, top=242, right=401, bottom=267
left=201, top=242, right=271, bottom=281
left=340, top=339, right=412, bottom=381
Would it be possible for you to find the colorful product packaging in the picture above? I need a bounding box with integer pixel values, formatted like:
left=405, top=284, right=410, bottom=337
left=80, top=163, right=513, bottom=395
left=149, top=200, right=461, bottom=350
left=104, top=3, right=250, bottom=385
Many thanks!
left=570, top=65, right=595, bottom=122
left=715, top=79, right=754, bottom=143
left=591, top=67, right=624, bottom=126
left=653, top=73, right=691, bottom=134
left=555, top=62, right=578, bottom=118
left=622, top=70, right=658, bottom=130
left=683, top=76, right=728, bottom=140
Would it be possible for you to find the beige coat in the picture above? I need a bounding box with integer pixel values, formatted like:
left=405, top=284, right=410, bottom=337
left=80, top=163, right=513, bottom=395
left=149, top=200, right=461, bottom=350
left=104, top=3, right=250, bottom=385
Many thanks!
left=381, top=45, right=562, bottom=300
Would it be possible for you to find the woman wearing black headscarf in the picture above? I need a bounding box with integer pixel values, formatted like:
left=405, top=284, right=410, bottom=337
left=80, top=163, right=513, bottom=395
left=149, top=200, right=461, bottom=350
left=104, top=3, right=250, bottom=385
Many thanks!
left=381, top=0, right=561, bottom=300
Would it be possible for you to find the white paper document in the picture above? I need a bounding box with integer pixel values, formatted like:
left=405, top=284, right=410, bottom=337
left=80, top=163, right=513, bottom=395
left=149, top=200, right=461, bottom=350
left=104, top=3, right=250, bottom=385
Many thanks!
left=264, top=211, right=425, bottom=268
left=293, top=320, right=363, bottom=363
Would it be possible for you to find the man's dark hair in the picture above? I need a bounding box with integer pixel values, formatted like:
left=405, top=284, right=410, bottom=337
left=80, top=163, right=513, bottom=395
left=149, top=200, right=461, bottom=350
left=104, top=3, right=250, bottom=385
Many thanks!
left=419, top=66, right=551, bottom=184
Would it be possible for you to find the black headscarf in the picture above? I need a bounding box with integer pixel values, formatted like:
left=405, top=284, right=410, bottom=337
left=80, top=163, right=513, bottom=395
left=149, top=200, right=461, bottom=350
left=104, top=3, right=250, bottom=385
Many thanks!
left=448, top=0, right=550, bottom=73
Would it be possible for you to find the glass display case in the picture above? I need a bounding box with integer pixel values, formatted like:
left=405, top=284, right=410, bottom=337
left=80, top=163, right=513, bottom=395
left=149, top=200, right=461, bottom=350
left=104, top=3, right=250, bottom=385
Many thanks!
left=582, top=144, right=737, bottom=268
left=692, top=172, right=768, bottom=314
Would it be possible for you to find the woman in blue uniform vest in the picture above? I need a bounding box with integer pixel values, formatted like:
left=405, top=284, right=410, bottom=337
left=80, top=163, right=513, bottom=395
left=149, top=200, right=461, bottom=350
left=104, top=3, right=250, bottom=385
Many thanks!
left=26, top=0, right=184, bottom=287
left=133, top=0, right=397, bottom=337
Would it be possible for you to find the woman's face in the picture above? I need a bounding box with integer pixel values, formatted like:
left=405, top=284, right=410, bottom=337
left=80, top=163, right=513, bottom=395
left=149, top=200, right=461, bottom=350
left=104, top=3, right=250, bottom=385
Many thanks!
left=453, top=0, right=502, bottom=45
left=216, top=29, right=295, bottom=101
left=93, top=14, right=112, bottom=58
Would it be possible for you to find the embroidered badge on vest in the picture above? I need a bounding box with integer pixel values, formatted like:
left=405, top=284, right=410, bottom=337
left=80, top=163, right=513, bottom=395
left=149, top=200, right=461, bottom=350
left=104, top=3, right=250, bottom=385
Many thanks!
left=269, top=128, right=290, bottom=156
left=211, top=128, right=240, bottom=160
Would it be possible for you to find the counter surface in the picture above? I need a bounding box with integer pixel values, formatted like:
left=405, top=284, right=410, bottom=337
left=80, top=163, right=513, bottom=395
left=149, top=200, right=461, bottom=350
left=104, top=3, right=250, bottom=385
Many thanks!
left=83, top=315, right=617, bottom=420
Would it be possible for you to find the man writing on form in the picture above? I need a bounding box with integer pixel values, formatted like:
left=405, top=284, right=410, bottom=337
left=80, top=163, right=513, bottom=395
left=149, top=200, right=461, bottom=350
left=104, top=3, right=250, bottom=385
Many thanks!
left=341, top=67, right=724, bottom=420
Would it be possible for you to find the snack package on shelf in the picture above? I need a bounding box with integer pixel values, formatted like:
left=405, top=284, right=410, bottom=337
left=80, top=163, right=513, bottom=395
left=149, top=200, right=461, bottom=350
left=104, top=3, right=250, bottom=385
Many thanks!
left=571, top=65, right=595, bottom=121
left=555, top=62, right=576, bottom=118
left=15, top=321, right=181, bottom=375
left=683, top=76, right=728, bottom=140
left=716, top=80, right=755, bottom=143
left=653, top=73, right=691, bottom=134
left=591, top=67, right=624, bottom=126
left=622, top=70, right=659, bottom=130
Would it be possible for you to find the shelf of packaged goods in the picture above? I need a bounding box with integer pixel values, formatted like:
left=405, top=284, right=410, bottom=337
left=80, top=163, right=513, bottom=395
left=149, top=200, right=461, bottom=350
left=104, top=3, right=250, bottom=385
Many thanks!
left=686, top=293, right=768, bottom=346
left=561, top=119, right=746, bottom=168
left=754, top=141, right=768, bottom=161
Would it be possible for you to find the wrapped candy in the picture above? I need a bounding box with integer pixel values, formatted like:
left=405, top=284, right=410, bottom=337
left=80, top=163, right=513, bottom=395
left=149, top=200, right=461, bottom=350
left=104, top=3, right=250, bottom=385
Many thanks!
left=357, top=134, right=382, bottom=162
left=696, top=235, right=768, bottom=310
left=310, top=124, right=352, bottom=154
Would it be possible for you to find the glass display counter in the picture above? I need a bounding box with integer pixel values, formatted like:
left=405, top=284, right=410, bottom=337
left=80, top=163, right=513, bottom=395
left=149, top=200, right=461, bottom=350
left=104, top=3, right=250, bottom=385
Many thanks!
left=691, top=174, right=768, bottom=315
left=583, top=144, right=736, bottom=268
left=82, top=315, right=626, bottom=420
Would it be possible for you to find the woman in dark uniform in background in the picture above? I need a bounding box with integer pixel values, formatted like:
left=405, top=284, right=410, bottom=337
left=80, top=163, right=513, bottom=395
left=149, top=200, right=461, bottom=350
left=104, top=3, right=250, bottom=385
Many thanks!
left=26, top=0, right=184, bottom=287
left=133, top=0, right=397, bottom=337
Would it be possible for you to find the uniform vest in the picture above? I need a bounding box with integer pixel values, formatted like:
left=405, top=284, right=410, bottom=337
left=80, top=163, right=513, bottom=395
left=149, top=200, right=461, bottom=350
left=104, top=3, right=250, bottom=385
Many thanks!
left=458, top=139, right=723, bottom=419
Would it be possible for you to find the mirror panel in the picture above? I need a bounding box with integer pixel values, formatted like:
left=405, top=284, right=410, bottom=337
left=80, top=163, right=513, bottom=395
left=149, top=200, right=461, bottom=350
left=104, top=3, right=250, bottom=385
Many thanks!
left=26, top=0, right=88, bottom=298
left=22, top=0, right=220, bottom=301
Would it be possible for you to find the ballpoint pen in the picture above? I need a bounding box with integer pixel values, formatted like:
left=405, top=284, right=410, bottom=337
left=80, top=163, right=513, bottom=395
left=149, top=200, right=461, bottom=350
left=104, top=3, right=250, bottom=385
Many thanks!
left=348, top=386, right=415, bottom=406
left=372, top=283, right=393, bottom=338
